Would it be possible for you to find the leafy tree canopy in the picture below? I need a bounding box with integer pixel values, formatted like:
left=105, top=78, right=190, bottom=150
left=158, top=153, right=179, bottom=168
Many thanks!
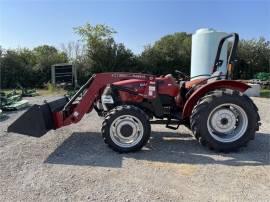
left=1, top=23, right=269, bottom=88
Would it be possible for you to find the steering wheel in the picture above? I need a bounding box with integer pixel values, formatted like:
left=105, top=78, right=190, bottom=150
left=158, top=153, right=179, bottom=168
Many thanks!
left=175, top=70, right=190, bottom=81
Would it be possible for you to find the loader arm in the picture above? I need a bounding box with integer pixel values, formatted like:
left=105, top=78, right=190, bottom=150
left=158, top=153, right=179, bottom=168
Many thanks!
left=54, top=72, right=157, bottom=128
left=53, top=73, right=157, bottom=128
left=8, top=72, right=156, bottom=137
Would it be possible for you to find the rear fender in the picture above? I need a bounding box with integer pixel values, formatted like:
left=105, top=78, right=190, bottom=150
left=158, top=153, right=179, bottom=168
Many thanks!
left=182, top=80, right=250, bottom=119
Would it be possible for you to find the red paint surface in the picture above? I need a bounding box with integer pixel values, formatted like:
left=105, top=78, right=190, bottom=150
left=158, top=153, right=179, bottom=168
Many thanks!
left=182, top=80, right=250, bottom=119
left=52, top=72, right=249, bottom=129
left=54, top=73, right=157, bottom=128
left=156, top=75, right=179, bottom=97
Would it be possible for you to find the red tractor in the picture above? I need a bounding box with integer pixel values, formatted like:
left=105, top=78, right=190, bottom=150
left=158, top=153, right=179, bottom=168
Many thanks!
left=8, top=33, right=260, bottom=152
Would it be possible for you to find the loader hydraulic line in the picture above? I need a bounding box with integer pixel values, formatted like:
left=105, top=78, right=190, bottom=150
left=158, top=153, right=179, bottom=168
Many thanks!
left=63, top=75, right=95, bottom=111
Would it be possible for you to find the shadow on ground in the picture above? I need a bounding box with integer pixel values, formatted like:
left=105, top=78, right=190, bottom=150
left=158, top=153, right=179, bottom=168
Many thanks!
left=45, top=131, right=270, bottom=168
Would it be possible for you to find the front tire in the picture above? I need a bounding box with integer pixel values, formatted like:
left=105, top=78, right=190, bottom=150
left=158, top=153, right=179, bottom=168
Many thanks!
left=101, top=105, right=151, bottom=153
left=190, top=90, right=260, bottom=152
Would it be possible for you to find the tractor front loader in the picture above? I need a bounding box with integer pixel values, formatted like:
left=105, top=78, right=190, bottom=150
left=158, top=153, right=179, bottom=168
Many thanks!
left=8, top=33, right=260, bottom=153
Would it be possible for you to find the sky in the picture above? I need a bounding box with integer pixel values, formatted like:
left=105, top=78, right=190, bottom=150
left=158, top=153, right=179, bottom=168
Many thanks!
left=0, top=0, right=269, bottom=54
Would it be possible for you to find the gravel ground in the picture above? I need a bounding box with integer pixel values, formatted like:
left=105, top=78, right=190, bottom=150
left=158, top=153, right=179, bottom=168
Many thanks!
left=0, top=96, right=269, bottom=201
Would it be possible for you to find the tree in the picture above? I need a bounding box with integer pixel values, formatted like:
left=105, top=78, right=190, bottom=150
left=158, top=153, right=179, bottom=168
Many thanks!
left=61, top=41, right=86, bottom=63
left=0, top=45, right=68, bottom=88
left=0, top=46, right=3, bottom=57
left=139, top=32, right=192, bottom=75
left=237, top=38, right=270, bottom=79
left=61, top=41, right=90, bottom=85
left=1, top=23, right=269, bottom=88
left=74, top=23, right=137, bottom=78
left=0, top=49, right=35, bottom=88
left=32, top=45, right=68, bottom=86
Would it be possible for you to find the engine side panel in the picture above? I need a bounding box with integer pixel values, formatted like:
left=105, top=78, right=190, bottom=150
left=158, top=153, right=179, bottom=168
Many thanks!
left=156, top=76, right=179, bottom=97
left=118, top=91, right=144, bottom=103
left=112, top=79, right=147, bottom=102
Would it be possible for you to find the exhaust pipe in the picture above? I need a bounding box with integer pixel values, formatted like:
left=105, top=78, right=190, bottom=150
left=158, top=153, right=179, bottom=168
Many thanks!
left=8, top=97, right=68, bottom=137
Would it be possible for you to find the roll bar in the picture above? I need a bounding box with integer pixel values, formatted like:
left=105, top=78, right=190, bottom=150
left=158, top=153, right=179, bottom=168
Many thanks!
left=212, top=33, right=239, bottom=78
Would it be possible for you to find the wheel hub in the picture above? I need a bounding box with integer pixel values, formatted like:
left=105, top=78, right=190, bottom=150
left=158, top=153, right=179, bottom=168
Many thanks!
left=210, top=108, right=236, bottom=134
left=120, top=124, right=133, bottom=137
left=207, top=103, right=248, bottom=143
left=110, top=115, right=144, bottom=147
left=220, top=118, right=228, bottom=125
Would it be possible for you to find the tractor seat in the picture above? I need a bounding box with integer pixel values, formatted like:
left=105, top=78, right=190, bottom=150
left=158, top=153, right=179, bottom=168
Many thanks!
left=185, top=71, right=224, bottom=88
left=185, top=78, right=205, bottom=89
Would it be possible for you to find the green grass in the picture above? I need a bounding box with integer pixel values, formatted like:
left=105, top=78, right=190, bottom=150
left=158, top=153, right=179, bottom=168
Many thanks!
left=260, top=89, right=270, bottom=98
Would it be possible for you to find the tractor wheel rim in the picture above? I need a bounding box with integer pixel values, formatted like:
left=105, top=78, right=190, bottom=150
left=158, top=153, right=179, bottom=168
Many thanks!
left=110, top=115, right=144, bottom=148
left=207, top=103, right=248, bottom=143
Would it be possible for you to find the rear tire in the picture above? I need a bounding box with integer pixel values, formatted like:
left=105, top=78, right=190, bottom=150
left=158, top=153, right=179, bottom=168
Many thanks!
left=101, top=105, right=151, bottom=153
left=190, top=90, right=260, bottom=152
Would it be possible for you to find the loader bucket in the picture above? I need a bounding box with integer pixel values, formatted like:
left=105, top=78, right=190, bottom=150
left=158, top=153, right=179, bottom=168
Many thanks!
left=8, top=97, right=68, bottom=137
